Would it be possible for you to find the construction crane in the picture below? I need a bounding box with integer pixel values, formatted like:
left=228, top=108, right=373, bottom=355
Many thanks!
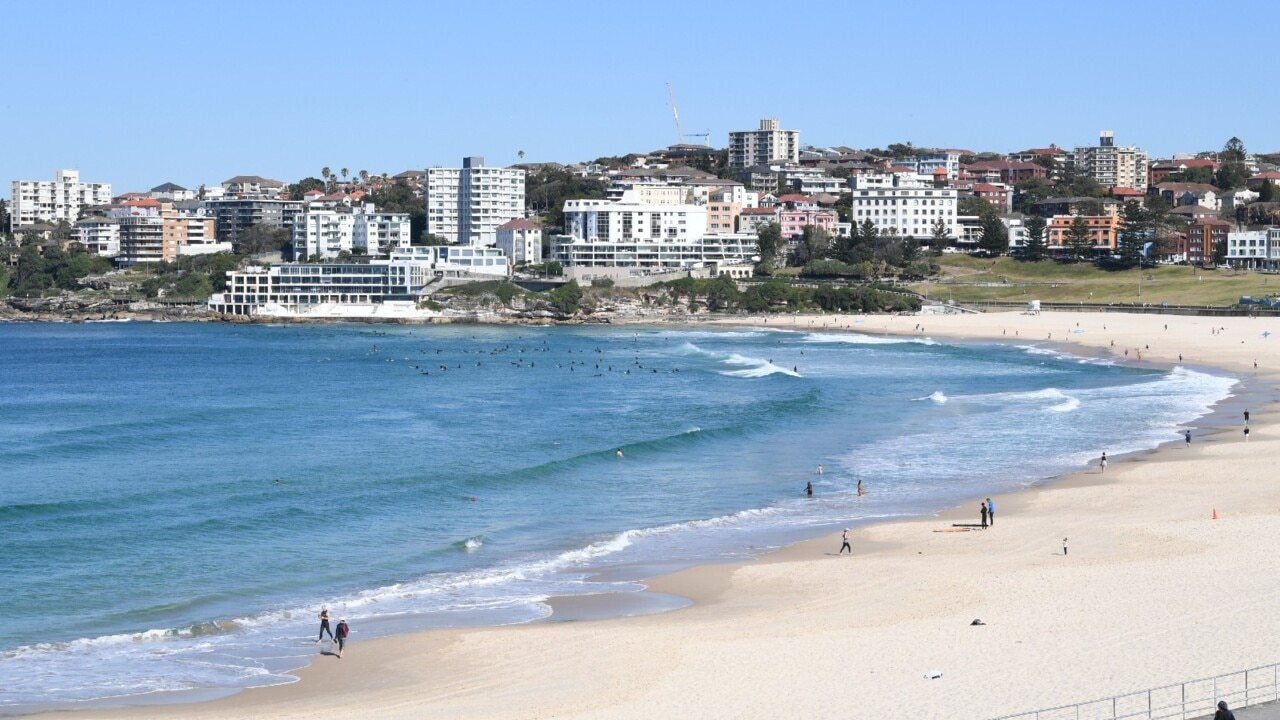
left=686, top=131, right=710, bottom=145
left=666, top=82, right=685, bottom=145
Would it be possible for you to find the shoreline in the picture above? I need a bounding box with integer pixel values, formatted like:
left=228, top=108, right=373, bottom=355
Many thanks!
left=21, top=310, right=1280, bottom=719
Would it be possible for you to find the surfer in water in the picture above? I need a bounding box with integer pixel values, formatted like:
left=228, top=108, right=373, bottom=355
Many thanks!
left=616, top=449, right=624, bottom=459
left=805, top=481, right=813, bottom=496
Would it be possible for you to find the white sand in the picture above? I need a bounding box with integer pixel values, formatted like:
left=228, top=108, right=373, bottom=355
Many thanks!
left=47, top=311, right=1280, bottom=719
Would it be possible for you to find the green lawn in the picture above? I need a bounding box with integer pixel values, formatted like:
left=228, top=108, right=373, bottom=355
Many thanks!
left=908, top=256, right=1279, bottom=306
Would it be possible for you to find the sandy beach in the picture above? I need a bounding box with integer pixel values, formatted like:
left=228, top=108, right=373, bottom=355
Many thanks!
left=44, top=310, right=1280, bottom=719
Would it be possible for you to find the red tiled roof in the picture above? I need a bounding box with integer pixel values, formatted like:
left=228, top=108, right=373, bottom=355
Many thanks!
left=888, top=165, right=915, bottom=173
left=777, top=193, right=815, bottom=203
left=1251, top=171, right=1280, bottom=180
left=1110, top=187, right=1145, bottom=196
left=971, top=183, right=1006, bottom=192
left=497, top=218, right=541, bottom=231
left=122, top=199, right=160, bottom=207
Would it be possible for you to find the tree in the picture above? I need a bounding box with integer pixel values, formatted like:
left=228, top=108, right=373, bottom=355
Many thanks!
left=1022, top=215, right=1048, bottom=261
left=900, top=236, right=922, bottom=265
left=1173, top=166, right=1214, bottom=185
left=1065, top=215, right=1094, bottom=259
left=978, top=213, right=1008, bottom=254
left=928, top=217, right=950, bottom=255
left=237, top=223, right=292, bottom=256
left=1013, top=177, right=1055, bottom=214
left=287, top=177, right=326, bottom=200
left=959, top=196, right=997, bottom=217
left=363, top=180, right=426, bottom=240
left=359, top=170, right=369, bottom=185
left=1261, top=181, right=1277, bottom=203
left=754, top=222, right=782, bottom=268
left=547, top=280, right=582, bottom=315
left=1115, top=201, right=1150, bottom=268
left=418, top=233, right=448, bottom=246
left=340, top=168, right=349, bottom=184
left=0, top=198, right=9, bottom=234
left=704, top=275, right=740, bottom=311
left=1215, top=137, right=1249, bottom=189
left=792, top=225, right=831, bottom=266
left=321, top=167, right=331, bottom=183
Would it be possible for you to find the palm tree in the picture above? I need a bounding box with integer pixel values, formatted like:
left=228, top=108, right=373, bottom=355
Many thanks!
left=359, top=170, right=369, bottom=185
left=321, top=167, right=331, bottom=183
left=341, top=168, right=349, bottom=183
left=518, top=150, right=526, bottom=161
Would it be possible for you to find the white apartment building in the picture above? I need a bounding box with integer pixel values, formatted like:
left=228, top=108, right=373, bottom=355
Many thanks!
left=496, top=218, right=543, bottom=264
left=293, top=206, right=411, bottom=260
left=890, top=151, right=965, bottom=180
left=729, top=118, right=800, bottom=168
left=75, top=217, right=120, bottom=256
left=1073, top=131, right=1149, bottom=191
left=1227, top=228, right=1280, bottom=270
left=848, top=173, right=958, bottom=238
left=11, top=169, right=113, bottom=227
left=605, top=181, right=686, bottom=205
left=426, top=156, right=526, bottom=245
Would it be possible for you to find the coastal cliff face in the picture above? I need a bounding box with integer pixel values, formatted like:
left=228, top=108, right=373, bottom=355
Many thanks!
left=0, top=295, right=219, bottom=323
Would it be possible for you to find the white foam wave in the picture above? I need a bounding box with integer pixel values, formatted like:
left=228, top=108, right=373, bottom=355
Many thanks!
left=916, top=391, right=948, bottom=404
left=463, top=537, right=484, bottom=550
left=803, top=332, right=937, bottom=346
left=723, top=364, right=801, bottom=378
left=675, top=343, right=799, bottom=378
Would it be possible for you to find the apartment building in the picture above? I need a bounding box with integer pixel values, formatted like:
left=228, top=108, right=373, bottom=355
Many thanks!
left=775, top=194, right=837, bottom=239
left=1047, top=215, right=1123, bottom=252
left=11, top=169, right=113, bottom=227
left=728, top=118, right=800, bottom=168
left=847, top=173, right=958, bottom=238
left=550, top=189, right=757, bottom=270
left=495, top=218, right=543, bottom=264
left=1227, top=228, right=1280, bottom=269
left=221, top=175, right=285, bottom=199
left=75, top=216, right=120, bottom=256
left=292, top=207, right=412, bottom=260
left=205, top=199, right=304, bottom=246
left=1072, top=131, right=1149, bottom=191
left=425, top=157, right=526, bottom=245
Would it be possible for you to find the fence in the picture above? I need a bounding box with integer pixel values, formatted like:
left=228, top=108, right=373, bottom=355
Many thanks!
left=991, top=663, right=1280, bottom=720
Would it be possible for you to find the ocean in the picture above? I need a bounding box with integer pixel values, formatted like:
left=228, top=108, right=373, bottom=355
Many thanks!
left=0, top=321, right=1236, bottom=712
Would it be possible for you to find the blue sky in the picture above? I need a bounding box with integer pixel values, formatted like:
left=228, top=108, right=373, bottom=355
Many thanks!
left=3, top=0, right=1277, bottom=197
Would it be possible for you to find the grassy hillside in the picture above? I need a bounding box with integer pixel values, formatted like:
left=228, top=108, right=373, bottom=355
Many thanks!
left=908, top=256, right=1280, bottom=306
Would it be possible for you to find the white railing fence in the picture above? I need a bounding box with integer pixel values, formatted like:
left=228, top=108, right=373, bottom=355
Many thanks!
left=992, top=663, right=1280, bottom=720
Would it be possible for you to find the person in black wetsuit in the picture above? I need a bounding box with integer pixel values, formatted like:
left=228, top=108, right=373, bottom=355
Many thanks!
left=317, top=608, right=334, bottom=642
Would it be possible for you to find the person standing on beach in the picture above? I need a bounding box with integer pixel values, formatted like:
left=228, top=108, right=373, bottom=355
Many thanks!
left=317, top=608, right=334, bottom=642
left=1063, top=538, right=1069, bottom=556
left=1244, top=426, right=1250, bottom=442
left=334, top=619, right=349, bottom=658
left=1185, top=429, right=1192, bottom=446
left=1100, top=452, right=1107, bottom=473
left=839, top=529, right=852, bottom=554
left=980, top=502, right=988, bottom=529
left=986, top=498, right=995, bottom=526
left=1244, top=409, right=1250, bottom=424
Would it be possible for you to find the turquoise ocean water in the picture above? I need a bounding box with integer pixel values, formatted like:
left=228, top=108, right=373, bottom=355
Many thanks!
left=0, top=321, right=1236, bottom=711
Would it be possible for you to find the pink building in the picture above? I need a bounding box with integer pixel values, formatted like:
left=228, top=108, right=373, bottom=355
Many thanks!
left=776, top=194, right=837, bottom=238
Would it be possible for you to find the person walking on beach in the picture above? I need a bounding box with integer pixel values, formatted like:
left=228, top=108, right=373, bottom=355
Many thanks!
left=1244, top=426, right=1250, bottom=442
left=980, top=502, right=989, bottom=529
left=1063, top=538, right=1069, bottom=556
left=839, top=529, right=852, bottom=554
left=1185, top=429, right=1192, bottom=446
left=986, top=498, right=995, bottom=526
left=805, top=481, right=813, bottom=496
left=317, top=608, right=334, bottom=642
left=1244, top=409, right=1250, bottom=424
left=1100, top=452, right=1107, bottom=473
left=334, top=618, right=349, bottom=659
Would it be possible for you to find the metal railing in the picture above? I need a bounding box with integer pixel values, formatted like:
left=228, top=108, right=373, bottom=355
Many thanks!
left=992, top=663, right=1280, bottom=719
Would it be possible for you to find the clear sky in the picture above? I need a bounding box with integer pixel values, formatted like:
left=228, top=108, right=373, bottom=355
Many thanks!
left=4, top=0, right=1277, bottom=196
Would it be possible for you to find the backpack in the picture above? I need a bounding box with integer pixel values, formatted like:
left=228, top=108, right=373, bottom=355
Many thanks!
left=336, top=622, right=349, bottom=639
